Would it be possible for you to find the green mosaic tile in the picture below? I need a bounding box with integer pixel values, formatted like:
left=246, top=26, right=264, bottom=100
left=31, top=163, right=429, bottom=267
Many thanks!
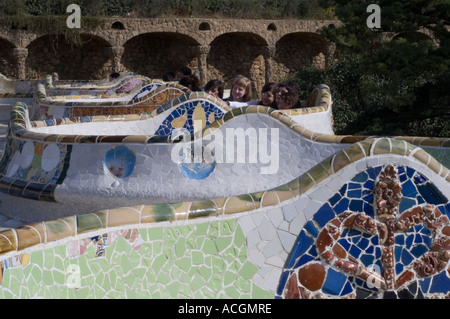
left=84, top=246, right=96, bottom=260
left=167, top=281, right=181, bottom=298
left=129, top=250, right=141, bottom=268
left=212, top=256, right=226, bottom=273
left=152, top=254, right=168, bottom=273
left=138, top=243, right=152, bottom=256
left=224, top=270, right=238, bottom=286
left=180, top=283, right=193, bottom=298
left=53, top=270, right=65, bottom=285
left=239, top=261, right=258, bottom=280
left=199, top=265, right=212, bottom=280
left=115, top=235, right=130, bottom=253
left=202, top=238, right=217, bottom=254
left=225, top=285, right=240, bottom=298
left=192, top=250, right=204, bottom=265
left=31, top=251, right=43, bottom=265
left=175, top=256, right=191, bottom=272
left=215, top=236, right=232, bottom=252
left=221, top=219, right=236, bottom=235
left=235, top=277, right=251, bottom=293
left=208, top=274, right=223, bottom=293
left=175, top=237, right=186, bottom=258
left=196, top=223, right=208, bottom=236
left=124, top=272, right=136, bottom=287
left=148, top=227, right=164, bottom=240
left=201, top=286, right=217, bottom=298
left=0, top=219, right=271, bottom=300
left=163, top=246, right=175, bottom=262
left=207, top=221, right=219, bottom=238
left=190, top=273, right=206, bottom=292
left=43, top=269, right=53, bottom=285
left=223, top=245, right=239, bottom=264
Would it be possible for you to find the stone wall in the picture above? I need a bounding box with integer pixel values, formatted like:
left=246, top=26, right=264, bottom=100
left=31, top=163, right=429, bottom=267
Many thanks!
left=0, top=18, right=336, bottom=93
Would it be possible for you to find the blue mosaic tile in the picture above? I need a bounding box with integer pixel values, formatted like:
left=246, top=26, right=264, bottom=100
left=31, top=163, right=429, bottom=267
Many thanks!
left=429, top=271, right=450, bottom=294
left=352, top=171, right=368, bottom=183
left=417, top=183, right=447, bottom=205
left=399, top=197, right=416, bottom=212
left=349, top=199, right=363, bottom=212
left=334, top=197, right=350, bottom=213
left=313, top=203, right=335, bottom=228
left=402, top=180, right=418, bottom=197
left=322, top=268, right=348, bottom=295
left=328, top=193, right=341, bottom=206
left=304, top=220, right=319, bottom=237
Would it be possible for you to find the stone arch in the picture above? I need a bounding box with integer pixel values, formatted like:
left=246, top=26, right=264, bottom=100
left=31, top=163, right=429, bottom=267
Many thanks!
left=208, top=32, right=268, bottom=94
left=0, top=37, right=17, bottom=78
left=122, top=32, right=200, bottom=79
left=274, top=32, right=328, bottom=81
left=267, top=23, right=277, bottom=31
left=25, top=34, right=112, bottom=80
left=199, top=22, right=211, bottom=31
left=111, top=21, right=126, bottom=30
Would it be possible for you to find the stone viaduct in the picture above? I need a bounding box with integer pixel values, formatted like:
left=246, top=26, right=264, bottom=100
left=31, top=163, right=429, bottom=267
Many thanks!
left=0, top=18, right=338, bottom=92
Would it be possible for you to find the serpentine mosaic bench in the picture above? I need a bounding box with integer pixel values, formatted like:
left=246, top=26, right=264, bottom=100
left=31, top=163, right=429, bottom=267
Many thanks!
left=0, top=77, right=448, bottom=299
left=0, top=74, right=35, bottom=120
left=45, top=73, right=153, bottom=97
left=33, top=80, right=190, bottom=120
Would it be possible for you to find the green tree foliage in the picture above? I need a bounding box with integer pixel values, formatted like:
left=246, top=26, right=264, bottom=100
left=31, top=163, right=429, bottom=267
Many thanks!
left=0, top=0, right=335, bottom=19
left=294, top=0, right=449, bottom=137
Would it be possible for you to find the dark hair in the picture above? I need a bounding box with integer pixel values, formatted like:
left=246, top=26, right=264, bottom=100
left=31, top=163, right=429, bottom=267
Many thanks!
left=163, top=71, right=176, bottom=81
left=277, top=81, right=299, bottom=109
left=179, top=66, right=192, bottom=76
left=262, top=82, right=277, bottom=93
left=260, top=82, right=278, bottom=108
left=109, top=72, right=120, bottom=79
left=204, top=79, right=224, bottom=99
left=179, top=74, right=201, bottom=91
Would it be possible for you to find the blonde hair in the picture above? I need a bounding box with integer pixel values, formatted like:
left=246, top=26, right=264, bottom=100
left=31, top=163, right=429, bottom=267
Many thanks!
left=230, top=75, right=252, bottom=102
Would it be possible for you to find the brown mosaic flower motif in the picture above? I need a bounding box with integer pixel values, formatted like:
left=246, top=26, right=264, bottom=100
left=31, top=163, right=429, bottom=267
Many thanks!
left=374, top=164, right=402, bottom=221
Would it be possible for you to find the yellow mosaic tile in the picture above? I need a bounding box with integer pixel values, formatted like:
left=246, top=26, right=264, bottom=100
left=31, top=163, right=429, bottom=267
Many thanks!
left=44, top=216, right=77, bottom=242
left=332, top=150, right=352, bottom=173
left=141, top=204, right=176, bottom=223
left=0, top=229, right=17, bottom=254
left=298, top=173, right=316, bottom=194
left=16, top=224, right=46, bottom=251
left=107, top=206, right=142, bottom=227
left=260, top=190, right=280, bottom=207
left=76, top=211, right=108, bottom=234
left=412, top=148, right=431, bottom=166
left=189, top=200, right=218, bottom=218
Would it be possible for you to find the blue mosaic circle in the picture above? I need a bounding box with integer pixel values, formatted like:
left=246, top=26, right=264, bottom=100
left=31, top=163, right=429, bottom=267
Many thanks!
left=178, top=145, right=215, bottom=180
left=104, top=146, right=136, bottom=178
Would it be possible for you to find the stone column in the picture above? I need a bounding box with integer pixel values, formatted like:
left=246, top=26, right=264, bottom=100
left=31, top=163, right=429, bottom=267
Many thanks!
left=264, top=45, right=276, bottom=83
left=197, top=45, right=210, bottom=86
left=110, top=46, right=125, bottom=73
left=13, top=47, right=28, bottom=80
left=326, top=42, right=336, bottom=68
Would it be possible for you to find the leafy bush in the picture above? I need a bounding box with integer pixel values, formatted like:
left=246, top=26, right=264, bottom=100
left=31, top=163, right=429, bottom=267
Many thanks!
left=291, top=55, right=449, bottom=138
left=0, top=0, right=336, bottom=19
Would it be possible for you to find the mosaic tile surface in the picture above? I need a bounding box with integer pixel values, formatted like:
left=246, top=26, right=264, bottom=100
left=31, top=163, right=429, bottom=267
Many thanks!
left=278, top=164, right=450, bottom=299
left=35, top=81, right=189, bottom=120
left=0, top=220, right=273, bottom=299
left=0, top=77, right=448, bottom=299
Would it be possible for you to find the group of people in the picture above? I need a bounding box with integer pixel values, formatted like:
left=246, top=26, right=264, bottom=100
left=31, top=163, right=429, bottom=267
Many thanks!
left=165, top=67, right=302, bottom=110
